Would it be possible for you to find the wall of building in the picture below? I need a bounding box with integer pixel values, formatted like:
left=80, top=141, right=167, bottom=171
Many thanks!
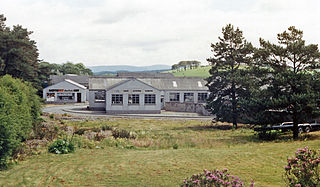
left=164, top=102, right=211, bottom=116
left=163, top=90, right=210, bottom=115
left=88, top=90, right=106, bottom=110
left=43, top=81, right=87, bottom=103
left=106, top=79, right=161, bottom=114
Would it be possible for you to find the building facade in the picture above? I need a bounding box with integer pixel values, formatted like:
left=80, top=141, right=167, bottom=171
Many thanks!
left=88, top=77, right=210, bottom=114
left=43, top=79, right=87, bottom=103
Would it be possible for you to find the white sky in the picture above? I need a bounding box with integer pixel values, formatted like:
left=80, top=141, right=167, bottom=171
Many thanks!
left=2, top=0, right=320, bottom=66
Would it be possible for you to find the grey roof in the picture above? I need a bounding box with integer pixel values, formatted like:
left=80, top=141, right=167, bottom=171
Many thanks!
left=89, top=77, right=129, bottom=90
left=65, top=79, right=87, bottom=89
left=117, top=72, right=174, bottom=78
left=89, top=77, right=208, bottom=91
left=50, top=75, right=89, bottom=87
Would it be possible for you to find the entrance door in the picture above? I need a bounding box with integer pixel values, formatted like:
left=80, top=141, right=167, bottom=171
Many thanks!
left=77, top=93, right=81, bottom=102
left=161, top=97, right=164, bottom=109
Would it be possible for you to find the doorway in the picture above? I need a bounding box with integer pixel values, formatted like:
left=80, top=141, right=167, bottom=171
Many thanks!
left=77, top=93, right=81, bottom=102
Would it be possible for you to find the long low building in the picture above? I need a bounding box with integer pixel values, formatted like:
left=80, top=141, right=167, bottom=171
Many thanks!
left=88, top=77, right=210, bottom=114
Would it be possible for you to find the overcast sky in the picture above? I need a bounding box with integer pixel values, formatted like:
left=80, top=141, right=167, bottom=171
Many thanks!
left=2, top=0, right=320, bottom=67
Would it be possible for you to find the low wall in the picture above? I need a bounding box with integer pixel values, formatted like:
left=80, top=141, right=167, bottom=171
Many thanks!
left=164, top=102, right=211, bottom=116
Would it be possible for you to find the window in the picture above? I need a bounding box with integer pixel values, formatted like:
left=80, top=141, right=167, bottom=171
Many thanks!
left=184, top=93, right=194, bottom=102
left=145, top=94, right=156, bottom=104
left=133, top=90, right=141, bottom=92
left=172, top=81, right=177, bottom=87
left=169, top=93, right=180, bottom=102
left=128, top=94, right=140, bottom=104
left=198, top=93, right=208, bottom=103
left=94, top=91, right=106, bottom=103
left=111, top=94, right=123, bottom=104
left=145, top=90, right=153, bottom=92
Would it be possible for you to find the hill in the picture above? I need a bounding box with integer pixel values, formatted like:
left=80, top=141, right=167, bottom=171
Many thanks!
left=88, top=64, right=171, bottom=75
left=166, top=66, right=211, bottom=78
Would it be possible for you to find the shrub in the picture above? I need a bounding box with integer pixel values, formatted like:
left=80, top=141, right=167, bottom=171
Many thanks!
left=173, top=143, right=179, bottom=149
left=284, top=146, right=320, bottom=186
left=48, top=139, right=75, bottom=154
left=49, top=114, right=54, bottom=119
left=112, top=129, right=136, bottom=139
left=181, top=169, right=254, bottom=187
left=0, top=75, right=41, bottom=169
left=101, top=125, right=113, bottom=131
left=256, top=130, right=280, bottom=140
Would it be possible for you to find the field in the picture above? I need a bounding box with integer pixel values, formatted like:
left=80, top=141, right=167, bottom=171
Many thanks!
left=1, top=117, right=320, bottom=186
left=166, top=66, right=211, bottom=78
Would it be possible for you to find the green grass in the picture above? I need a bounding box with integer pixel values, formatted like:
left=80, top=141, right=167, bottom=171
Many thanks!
left=1, top=118, right=320, bottom=186
left=165, top=66, right=211, bottom=78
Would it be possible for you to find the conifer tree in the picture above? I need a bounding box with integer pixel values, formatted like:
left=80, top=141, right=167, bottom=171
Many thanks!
left=253, top=26, right=320, bottom=139
left=206, top=24, right=253, bottom=128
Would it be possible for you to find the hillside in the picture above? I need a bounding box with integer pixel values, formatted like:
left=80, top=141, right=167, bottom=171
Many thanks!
left=88, top=64, right=171, bottom=74
left=166, top=66, right=211, bottom=78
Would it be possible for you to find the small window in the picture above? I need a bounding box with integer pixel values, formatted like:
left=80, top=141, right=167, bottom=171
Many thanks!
left=184, top=93, right=194, bottom=102
left=128, top=94, right=140, bottom=105
left=145, top=94, right=156, bottom=104
left=133, top=90, right=141, bottom=92
left=172, top=81, right=177, bottom=87
left=198, top=93, right=208, bottom=103
left=123, top=90, right=129, bottom=92
left=169, top=93, right=180, bottom=102
left=111, top=94, right=123, bottom=105
left=94, top=91, right=106, bottom=103
left=145, top=90, right=153, bottom=92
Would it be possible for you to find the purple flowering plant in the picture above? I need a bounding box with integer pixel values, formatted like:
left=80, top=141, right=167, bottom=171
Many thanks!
left=284, top=146, right=320, bottom=186
left=181, top=168, right=254, bottom=187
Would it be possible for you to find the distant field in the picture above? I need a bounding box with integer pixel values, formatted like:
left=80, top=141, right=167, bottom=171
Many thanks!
left=1, top=118, right=320, bottom=186
left=166, top=66, right=211, bottom=78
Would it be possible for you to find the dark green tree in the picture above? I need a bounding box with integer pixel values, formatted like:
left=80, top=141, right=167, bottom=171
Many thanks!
left=0, top=14, right=39, bottom=83
left=206, top=24, right=254, bottom=128
left=252, top=26, right=320, bottom=139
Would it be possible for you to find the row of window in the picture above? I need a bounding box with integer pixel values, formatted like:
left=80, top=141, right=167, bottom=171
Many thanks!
left=111, top=94, right=156, bottom=105
left=169, top=93, right=208, bottom=103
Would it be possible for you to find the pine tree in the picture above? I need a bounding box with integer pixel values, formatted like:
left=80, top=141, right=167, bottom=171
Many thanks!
left=254, top=26, right=320, bottom=139
left=206, top=24, right=253, bottom=128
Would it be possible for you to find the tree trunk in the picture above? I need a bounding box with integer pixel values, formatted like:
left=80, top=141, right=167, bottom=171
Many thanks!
left=292, top=109, right=299, bottom=140
left=232, top=81, right=238, bottom=129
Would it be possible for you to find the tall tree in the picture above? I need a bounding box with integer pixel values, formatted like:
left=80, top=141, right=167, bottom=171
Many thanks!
left=206, top=24, right=253, bottom=128
left=0, top=14, right=39, bottom=83
left=253, top=26, right=320, bottom=139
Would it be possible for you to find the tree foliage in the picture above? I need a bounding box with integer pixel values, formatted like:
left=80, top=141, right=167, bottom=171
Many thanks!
left=247, top=26, right=320, bottom=139
left=0, top=14, right=39, bottom=83
left=206, top=24, right=254, bottom=128
left=172, top=61, right=201, bottom=71
left=0, top=75, right=41, bottom=168
left=0, top=14, right=93, bottom=94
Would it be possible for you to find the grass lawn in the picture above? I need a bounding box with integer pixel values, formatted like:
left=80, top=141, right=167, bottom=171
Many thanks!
left=1, top=118, right=320, bottom=186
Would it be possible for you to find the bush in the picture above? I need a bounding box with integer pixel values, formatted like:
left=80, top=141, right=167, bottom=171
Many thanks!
left=101, top=125, right=113, bottom=131
left=284, top=146, right=320, bottom=186
left=0, top=75, right=41, bottom=169
left=112, top=129, right=136, bottom=139
left=173, top=143, right=179, bottom=149
left=48, top=139, right=75, bottom=154
left=181, top=169, right=254, bottom=187
left=256, top=130, right=280, bottom=140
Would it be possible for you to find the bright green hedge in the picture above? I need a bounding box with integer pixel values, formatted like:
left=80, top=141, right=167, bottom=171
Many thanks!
left=0, top=75, right=41, bottom=168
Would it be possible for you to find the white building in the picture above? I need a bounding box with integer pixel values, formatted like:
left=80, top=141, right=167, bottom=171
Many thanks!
left=43, top=79, right=87, bottom=103
left=89, top=77, right=210, bottom=114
